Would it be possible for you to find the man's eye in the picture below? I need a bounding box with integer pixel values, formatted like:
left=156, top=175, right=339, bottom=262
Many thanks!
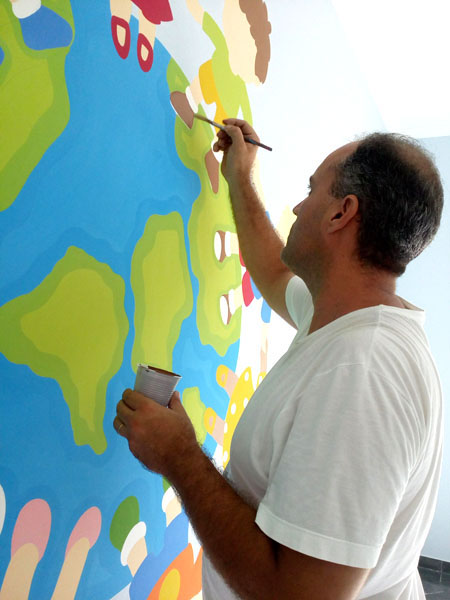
left=306, top=184, right=312, bottom=194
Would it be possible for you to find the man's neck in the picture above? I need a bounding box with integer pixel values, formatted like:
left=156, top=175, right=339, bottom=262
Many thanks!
left=307, top=267, right=403, bottom=335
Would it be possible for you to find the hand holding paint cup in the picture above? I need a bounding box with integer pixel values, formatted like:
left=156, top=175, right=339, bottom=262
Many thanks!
left=134, top=364, right=181, bottom=407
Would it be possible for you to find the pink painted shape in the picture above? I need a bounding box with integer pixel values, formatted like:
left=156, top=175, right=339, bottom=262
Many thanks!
left=11, top=498, right=51, bottom=560
left=65, top=507, right=101, bottom=556
left=242, top=270, right=254, bottom=306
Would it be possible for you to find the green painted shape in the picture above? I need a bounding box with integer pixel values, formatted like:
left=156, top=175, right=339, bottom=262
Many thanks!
left=110, top=496, right=140, bottom=550
left=182, top=387, right=207, bottom=446
left=202, top=12, right=253, bottom=123
left=131, top=212, right=193, bottom=372
left=167, top=59, right=242, bottom=356
left=0, top=247, right=128, bottom=454
left=0, top=0, right=73, bottom=211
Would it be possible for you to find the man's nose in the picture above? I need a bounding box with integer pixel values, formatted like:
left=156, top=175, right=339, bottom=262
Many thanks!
left=293, top=200, right=304, bottom=216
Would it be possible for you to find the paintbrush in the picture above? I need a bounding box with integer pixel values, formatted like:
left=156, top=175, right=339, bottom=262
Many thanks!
left=194, top=113, right=272, bottom=151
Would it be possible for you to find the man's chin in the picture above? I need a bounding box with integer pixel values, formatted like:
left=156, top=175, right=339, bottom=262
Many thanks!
left=281, top=247, right=305, bottom=280
left=281, top=246, right=292, bottom=270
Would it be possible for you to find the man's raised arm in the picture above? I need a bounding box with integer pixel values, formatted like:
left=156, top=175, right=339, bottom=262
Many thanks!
left=213, top=118, right=296, bottom=328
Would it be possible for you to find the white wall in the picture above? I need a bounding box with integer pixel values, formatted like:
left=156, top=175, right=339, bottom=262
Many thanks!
left=247, top=0, right=450, bottom=562
left=398, top=135, right=450, bottom=561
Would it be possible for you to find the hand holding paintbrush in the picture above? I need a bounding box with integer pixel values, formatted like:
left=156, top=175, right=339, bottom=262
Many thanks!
left=208, top=117, right=267, bottom=188
left=194, top=114, right=272, bottom=151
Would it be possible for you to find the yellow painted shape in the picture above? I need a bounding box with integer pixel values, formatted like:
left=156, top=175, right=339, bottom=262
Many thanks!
left=0, top=2, right=73, bottom=210
left=131, top=213, right=193, bottom=372
left=167, top=60, right=242, bottom=356
left=222, top=367, right=256, bottom=467
left=0, top=53, right=53, bottom=171
left=158, top=569, right=181, bottom=600
left=0, top=247, right=128, bottom=454
left=204, top=406, right=217, bottom=434
left=22, top=269, right=119, bottom=430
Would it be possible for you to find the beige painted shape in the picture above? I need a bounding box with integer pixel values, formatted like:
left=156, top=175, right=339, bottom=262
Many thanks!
left=165, top=494, right=182, bottom=528
left=138, top=10, right=156, bottom=45
left=51, top=537, right=91, bottom=600
left=222, top=0, right=259, bottom=83
left=110, top=0, right=132, bottom=20
left=0, top=543, right=39, bottom=600
left=127, top=537, right=148, bottom=577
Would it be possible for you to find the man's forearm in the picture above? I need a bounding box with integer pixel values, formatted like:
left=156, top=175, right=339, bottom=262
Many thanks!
left=170, top=445, right=278, bottom=600
left=228, top=175, right=291, bottom=304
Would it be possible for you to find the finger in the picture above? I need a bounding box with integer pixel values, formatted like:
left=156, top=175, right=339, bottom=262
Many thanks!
left=213, top=138, right=231, bottom=153
left=216, top=129, right=232, bottom=145
left=222, top=118, right=259, bottom=140
left=222, top=125, right=248, bottom=149
left=116, top=399, right=134, bottom=422
left=217, top=129, right=230, bottom=140
left=113, top=416, right=127, bottom=437
left=222, top=118, right=252, bottom=128
left=122, top=388, right=147, bottom=410
left=223, top=124, right=261, bottom=151
left=168, top=391, right=184, bottom=413
left=122, top=388, right=134, bottom=406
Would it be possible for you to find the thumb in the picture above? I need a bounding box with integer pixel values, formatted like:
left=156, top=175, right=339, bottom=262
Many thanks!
left=168, top=391, right=184, bottom=413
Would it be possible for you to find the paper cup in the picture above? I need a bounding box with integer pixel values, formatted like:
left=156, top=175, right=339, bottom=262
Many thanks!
left=134, top=364, right=182, bottom=406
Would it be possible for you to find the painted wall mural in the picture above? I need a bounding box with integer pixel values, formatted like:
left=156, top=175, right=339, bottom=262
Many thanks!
left=0, top=0, right=274, bottom=597
left=2, top=0, right=449, bottom=597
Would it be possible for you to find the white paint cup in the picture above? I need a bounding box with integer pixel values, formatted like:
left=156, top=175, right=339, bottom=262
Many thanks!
left=134, top=364, right=182, bottom=407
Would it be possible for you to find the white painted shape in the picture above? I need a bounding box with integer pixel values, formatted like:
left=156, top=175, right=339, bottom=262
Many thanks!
left=109, top=584, right=131, bottom=600
left=188, top=522, right=202, bottom=562
left=137, top=1, right=215, bottom=83
left=219, top=295, right=228, bottom=325
left=0, top=484, right=5, bottom=534
left=214, top=232, right=222, bottom=261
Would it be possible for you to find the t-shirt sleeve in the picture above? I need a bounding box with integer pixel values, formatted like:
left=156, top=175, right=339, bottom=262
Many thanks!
left=285, top=275, right=314, bottom=331
left=255, top=363, right=420, bottom=569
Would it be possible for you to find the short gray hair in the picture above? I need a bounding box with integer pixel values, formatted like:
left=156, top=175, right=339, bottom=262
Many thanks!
left=331, top=133, right=444, bottom=275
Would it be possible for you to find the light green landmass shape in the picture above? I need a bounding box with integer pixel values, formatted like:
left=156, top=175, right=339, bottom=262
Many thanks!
left=167, top=60, right=242, bottom=356
left=182, top=387, right=207, bottom=446
left=0, top=0, right=73, bottom=211
left=0, top=247, right=128, bottom=454
left=110, top=496, right=140, bottom=550
left=131, top=212, right=193, bottom=372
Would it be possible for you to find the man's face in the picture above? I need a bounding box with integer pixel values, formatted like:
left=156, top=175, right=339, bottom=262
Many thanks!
left=281, top=142, right=358, bottom=279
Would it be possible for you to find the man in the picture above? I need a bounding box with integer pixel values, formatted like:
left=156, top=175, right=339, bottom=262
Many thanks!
left=114, top=120, right=444, bottom=599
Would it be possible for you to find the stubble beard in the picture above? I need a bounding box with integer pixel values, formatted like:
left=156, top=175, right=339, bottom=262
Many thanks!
left=282, top=236, right=325, bottom=292
left=281, top=239, right=304, bottom=279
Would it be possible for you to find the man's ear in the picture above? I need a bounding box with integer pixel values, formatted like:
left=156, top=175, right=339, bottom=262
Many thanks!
left=327, top=194, right=359, bottom=232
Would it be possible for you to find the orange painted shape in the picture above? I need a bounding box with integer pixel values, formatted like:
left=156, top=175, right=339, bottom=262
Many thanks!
left=147, top=545, right=203, bottom=600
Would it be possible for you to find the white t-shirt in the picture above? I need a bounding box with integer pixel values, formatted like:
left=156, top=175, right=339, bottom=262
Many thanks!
left=202, top=276, right=443, bottom=599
